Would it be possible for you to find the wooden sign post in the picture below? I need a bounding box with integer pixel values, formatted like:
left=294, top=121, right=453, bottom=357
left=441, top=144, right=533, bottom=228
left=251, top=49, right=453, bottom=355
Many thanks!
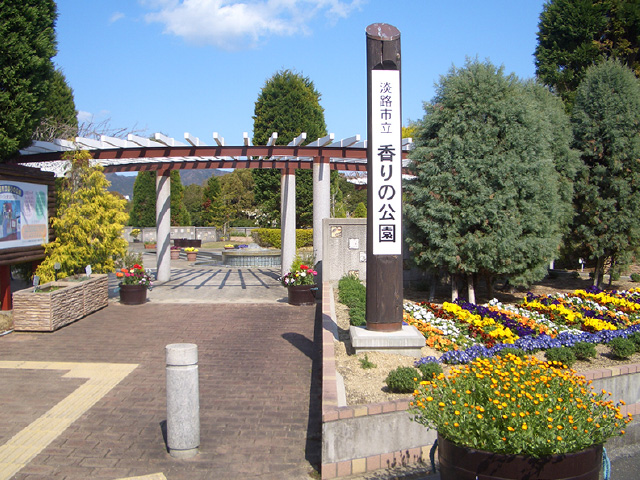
left=365, top=23, right=403, bottom=332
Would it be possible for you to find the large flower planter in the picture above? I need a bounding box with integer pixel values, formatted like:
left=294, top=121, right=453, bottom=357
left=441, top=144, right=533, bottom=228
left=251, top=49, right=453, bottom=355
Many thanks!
left=12, top=274, right=109, bottom=332
left=171, top=250, right=180, bottom=260
left=119, top=284, right=148, bottom=305
left=287, top=284, right=318, bottom=306
left=186, top=252, right=197, bottom=262
left=437, top=434, right=603, bottom=480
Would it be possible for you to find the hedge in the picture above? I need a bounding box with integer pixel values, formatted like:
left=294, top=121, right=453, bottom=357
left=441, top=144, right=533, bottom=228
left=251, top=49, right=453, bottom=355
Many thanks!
left=252, top=228, right=313, bottom=249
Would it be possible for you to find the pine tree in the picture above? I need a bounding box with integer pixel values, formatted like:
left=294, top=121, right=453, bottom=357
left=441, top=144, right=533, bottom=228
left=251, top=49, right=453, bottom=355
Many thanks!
left=201, top=175, right=223, bottom=227
left=252, top=69, right=327, bottom=227
left=570, top=60, right=640, bottom=287
left=35, top=150, right=128, bottom=281
left=170, top=171, right=191, bottom=226
left=404, top=59, right=575, bottom=299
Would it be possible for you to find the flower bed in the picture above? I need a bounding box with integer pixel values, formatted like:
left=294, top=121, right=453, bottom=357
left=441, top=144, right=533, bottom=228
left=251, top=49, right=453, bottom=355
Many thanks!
left=403, top=287, right=640, bottom=364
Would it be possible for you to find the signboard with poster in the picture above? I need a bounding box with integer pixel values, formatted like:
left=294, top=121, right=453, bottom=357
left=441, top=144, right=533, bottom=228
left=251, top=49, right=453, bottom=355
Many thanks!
left=0, top=181, right=48, bottom=249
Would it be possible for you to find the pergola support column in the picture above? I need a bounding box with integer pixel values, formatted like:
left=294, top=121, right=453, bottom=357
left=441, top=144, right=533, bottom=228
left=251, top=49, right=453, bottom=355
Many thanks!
left=156, top=170, right=171, bottom=283
left=313, top=156, right=331, bottom=279
left=281, top=167, right=296, bottom=277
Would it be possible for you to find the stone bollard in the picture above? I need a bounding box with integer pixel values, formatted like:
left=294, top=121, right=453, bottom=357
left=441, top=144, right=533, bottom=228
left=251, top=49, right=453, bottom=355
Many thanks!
left=166, top=343, right=200, bottom=458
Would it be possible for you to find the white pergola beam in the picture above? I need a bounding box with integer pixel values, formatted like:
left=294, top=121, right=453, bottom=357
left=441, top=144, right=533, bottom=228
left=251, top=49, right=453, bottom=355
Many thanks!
left=243, top=132, right=251, bottom=147
left=307, top=133, right=334, bottom=147
left=266, top=132, right=278, bottom=146
left=154, top=133, right=186, bottom=147
left=328, top=134, right=360, bottom=148
left=127, top=134, right=164, bottom=148
left=75, top=136, right=105, bottom=150
left=213, top=132, right=225, bottom=146
left=100, top=135, right=130, bottom=148
left=184, top=132, right=206, bottom=147
left=288, top=132, right=307, bottom=147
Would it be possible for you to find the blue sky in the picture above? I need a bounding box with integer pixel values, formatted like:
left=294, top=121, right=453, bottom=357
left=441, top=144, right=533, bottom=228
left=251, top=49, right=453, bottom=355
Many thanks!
left=54, top=0, right=546, bottom=146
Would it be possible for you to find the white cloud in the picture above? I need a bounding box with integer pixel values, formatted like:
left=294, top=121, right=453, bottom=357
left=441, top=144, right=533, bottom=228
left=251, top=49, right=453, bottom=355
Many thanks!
left=109, top=12, right=125, bottom=24
left=77, top=111, right=94, bottom=123
left=143, top=0, right=364, bottom=50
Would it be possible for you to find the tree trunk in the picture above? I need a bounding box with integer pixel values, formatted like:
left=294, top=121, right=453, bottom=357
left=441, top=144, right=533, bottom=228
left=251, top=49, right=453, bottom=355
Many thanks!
left=429, top=273, right=437, bottom=302
left=593, top=257, right=604, bottom=288
left=467, top=273, right=476, bottom=304
left=486, top=275, right=494, bottom=299
left=451, top=274, right=459, bottom=302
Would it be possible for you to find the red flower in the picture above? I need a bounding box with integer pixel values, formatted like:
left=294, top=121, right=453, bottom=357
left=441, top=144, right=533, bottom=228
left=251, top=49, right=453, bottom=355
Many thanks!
left=300, top=264, right=308, bottom=270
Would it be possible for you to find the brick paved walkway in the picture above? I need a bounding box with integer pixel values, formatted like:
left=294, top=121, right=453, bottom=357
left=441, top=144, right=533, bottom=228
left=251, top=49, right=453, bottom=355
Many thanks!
left=0, top=302, right=320, bottom=480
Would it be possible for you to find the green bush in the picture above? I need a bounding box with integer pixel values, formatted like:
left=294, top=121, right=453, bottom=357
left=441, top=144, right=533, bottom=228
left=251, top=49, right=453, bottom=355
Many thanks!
left=571, top=342, right=597, bottom=360
left=417, top=362, right=443, bottom=380
left=498, top=347, right=527, bottom=358
left=631, top=273, right=640, bottom=282
left=385, top=366, right=419, bottom=393
left=608, top=337, right=636, bottom=359
left=251, top=228, right=313, bottom=249
left=628, top=332, right=640, bottom=352
left=359, top=354, right=376, bottom=369
left=544, top=347, right=576, bottom=367
left=348, top=304, right=366, bottom=327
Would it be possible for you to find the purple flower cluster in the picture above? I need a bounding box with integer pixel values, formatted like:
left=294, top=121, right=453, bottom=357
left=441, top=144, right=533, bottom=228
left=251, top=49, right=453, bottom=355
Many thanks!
left=456, top=300, right=537, bottom=337
left=436, top=323, right=640, bottom=365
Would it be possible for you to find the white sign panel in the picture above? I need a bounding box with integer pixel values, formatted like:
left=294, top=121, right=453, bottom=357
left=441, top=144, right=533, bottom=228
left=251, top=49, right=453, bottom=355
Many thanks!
left=0, top=181, right=48, bottom=249
left=371, top=69, right=402, bottom=255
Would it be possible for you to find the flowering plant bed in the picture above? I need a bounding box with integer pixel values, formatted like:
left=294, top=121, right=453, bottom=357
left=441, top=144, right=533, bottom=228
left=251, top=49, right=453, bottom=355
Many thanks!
left=404, top=287, right=640, bottom=364
left=411, top=353, right=632, bottom=457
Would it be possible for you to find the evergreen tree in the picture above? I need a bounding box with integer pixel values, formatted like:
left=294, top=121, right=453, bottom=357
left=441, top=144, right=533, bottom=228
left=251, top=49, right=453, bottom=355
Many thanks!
left=570, top=60, right=640, bottom=287
left=129, top=172, right=156, bottom=227
left=201, top=175, right=223, bottom=227
left=35, top=150, right=128, bottom=281
left=183, top=184, right=203, bottom=226
left=34, top=69, right=78, bottom=140
left=404, top=60, right=574, bottom=299
left=170, top=171, right=191, bottom=226
left=0, top=0, right=59, bottom=160
left=535, top=0, right=640, bottom=109
left=252, top=69, right=327, bottom=227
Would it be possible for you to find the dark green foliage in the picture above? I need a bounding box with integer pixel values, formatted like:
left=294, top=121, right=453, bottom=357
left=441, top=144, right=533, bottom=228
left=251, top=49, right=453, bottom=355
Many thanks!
left=170, top=171, right=191, bottom=226
left=545, top=347, right=576, bottom=367
left=417, top=362, right=443, bottom=380
left=571, top=342, right=597, bottom=360
left=183, top=184, right=203, bottom=226
left=201, top=175, right=223, bottom=227
left=252, top=70, right=327, bottom=227
left=608, top=337, right=636, bottom=359
left=337, top=274, right=366, bottom=327
left=359, top=354, right=376, bottom=369
left=405, top=59, right=575, bottom=288
left=129, top=172, right=157, bottom=227
left=498, top=347, right=527, bottom=359
left=353, top=202, right=367, bottom=218
left=570, top=60, right=640, bottom=288
left=251, top=228, right=313, bottom=249
left=0, top=0, right=58, bottom=160
left=631, top=273, right=640, bottom=282
left=627, top=332, right=640, bottom=351
left=385, top=367, right=419, bottom=394
left=535, top=0, right=640, bottom=109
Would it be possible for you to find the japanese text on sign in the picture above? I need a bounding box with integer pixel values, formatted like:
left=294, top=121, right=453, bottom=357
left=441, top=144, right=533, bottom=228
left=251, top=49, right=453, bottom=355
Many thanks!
left=370, top=70, right=402, bottom=255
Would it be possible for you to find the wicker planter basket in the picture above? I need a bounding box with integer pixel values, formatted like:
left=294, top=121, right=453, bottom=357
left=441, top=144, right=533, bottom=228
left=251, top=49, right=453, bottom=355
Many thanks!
left=13, top=274, right=109, bottom=332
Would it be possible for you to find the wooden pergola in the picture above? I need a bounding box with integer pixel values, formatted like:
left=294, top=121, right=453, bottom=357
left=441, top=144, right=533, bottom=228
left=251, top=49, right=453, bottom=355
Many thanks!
left=13, top=131, right=412, bottom=283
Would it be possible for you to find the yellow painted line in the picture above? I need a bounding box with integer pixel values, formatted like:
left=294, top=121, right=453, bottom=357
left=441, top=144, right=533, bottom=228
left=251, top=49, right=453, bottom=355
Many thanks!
left=0, top=361, right=138, bottom=480
left=116, top=474, right=167, bottom=480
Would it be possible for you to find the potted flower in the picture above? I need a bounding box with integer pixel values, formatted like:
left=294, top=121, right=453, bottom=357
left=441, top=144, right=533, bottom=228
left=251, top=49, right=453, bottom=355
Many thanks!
left=280, top=263, right=318, bottom=306
left=130, top=228, right=141, bottom=243
left=411, top=353, right=632, bottom=479
left=144, top=241, right=156, bottom=250
left=170, top=245, right=181, bottom=260
left=116, top=263, right=152, bottom=305
left=224, top=244, right=235, bottom=250
left=184, top=247, right=198, bottom=261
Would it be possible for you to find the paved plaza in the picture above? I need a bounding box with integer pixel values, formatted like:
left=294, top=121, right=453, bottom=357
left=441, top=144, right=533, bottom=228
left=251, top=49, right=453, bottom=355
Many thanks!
left=0, top=262, right=321, bottom=480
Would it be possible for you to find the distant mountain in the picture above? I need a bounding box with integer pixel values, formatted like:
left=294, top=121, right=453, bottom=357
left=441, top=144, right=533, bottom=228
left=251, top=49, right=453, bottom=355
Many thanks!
left=106, top=169, right=229, bottom=199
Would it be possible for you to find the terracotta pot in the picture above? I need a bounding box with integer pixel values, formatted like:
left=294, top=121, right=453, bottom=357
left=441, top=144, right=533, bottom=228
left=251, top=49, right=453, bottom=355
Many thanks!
left=437, top=433, right=602, bottom=480
left=186, top=252, right=197, bottom=262
left=119, top=284, right=148, bottom=305
left=170, top=250, right=180, bottom=260
left=287, top=284, right=318, bottom=306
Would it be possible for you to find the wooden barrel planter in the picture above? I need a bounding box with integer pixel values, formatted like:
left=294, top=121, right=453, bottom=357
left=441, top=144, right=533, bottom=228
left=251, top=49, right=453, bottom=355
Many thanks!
left=287, top=284, right=318, bottom=306
left=437, top=434, right=603, bottom=480
left=119, top=284, right=148, bottom=305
